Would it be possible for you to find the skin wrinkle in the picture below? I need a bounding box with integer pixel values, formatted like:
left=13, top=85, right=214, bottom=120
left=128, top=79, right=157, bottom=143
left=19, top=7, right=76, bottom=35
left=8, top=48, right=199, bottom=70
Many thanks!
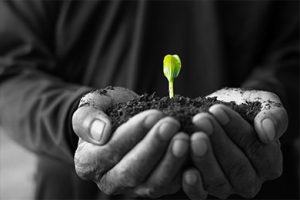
left=194, top=115, right=234, bottom=190
left=73, top=86, right=288, bottom=198
left=205, top=115, right=257, bottom=197
left=218, top=117, right=263, bottom=197
left=192, top=113, right=233, bottom=194
left=207, top=89, right=285, bottom=186
left=0, top=0, right=296, bottom=199
left=219, top=107, right=263, bottom=180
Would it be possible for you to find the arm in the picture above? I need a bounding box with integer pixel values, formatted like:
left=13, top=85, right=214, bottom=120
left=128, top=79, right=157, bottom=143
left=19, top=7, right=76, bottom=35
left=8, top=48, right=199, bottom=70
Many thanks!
left=0, top=4, right=189, bottom=198
left=0, top=1, right=91, bottom=163
left=241, top=1, right=299, bottom=143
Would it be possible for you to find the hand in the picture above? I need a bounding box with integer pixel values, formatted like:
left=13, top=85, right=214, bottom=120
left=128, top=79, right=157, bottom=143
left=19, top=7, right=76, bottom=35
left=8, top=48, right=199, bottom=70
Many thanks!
left=183, top=88, right=288, bottom=199
left=73, top=87, right=139, bottom=145
left=72, top=87, right=189, bottom=198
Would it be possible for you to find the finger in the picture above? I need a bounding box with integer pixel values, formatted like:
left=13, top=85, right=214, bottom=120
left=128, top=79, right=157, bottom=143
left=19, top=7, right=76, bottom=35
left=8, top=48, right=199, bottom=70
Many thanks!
left=133, top=170, right=183, bottom=199
left=133, top=133, right=189, bottom=198
left=72, top=106, right=112, bottom=145
left=207, top=88, right=288, bottom=143
left=192, top=114, right=213, bottom=135
left=190, top=132, right=232, bottom=198
left=246, top=90, right=288, bottom=143
left=254, top=105, right=288, bottom=143
left=193, top=112, right=261, bottom=198
left=99, top=117, right=180, bottom=195
left=182, top=168, right=207, bottom=200
left=147, top=132, right=189, bottom=184
left=107, top=109, right=164, bottom=158
left=131, top=179, right=181, bottom=199
left=209, top=104, right=283, bottom=180
left=74, top=109, right=164, bottom=181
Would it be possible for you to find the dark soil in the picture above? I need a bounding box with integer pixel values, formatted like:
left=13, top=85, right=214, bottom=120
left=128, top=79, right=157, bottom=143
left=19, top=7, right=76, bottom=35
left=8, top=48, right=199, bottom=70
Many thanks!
left=106, top=93, right=262, bottom=134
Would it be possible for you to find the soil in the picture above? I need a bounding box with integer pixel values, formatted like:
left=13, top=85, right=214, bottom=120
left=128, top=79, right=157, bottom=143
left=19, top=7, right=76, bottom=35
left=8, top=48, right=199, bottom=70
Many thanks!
left=106, top=92, right=262, bottom=134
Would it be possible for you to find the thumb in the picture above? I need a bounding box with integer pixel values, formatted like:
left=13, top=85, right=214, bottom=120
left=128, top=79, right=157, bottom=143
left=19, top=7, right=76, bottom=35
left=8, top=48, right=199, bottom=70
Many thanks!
left=72, top=106, right=112, bottom=145
left=254, top=102, right=288, bottom=144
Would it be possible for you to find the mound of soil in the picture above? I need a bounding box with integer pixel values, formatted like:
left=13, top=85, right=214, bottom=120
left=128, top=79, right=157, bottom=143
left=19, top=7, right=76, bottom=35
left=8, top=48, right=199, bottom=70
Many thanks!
left=106, top=93, right=262, bottom=134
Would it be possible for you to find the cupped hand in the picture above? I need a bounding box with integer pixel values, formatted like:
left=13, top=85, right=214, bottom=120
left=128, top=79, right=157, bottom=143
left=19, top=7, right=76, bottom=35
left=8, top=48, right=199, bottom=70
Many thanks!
left=183, top=88, right=288, bottom=199
left=73, top=87, right=138, bottom=145
left=72, top=87, right=189, bottom=198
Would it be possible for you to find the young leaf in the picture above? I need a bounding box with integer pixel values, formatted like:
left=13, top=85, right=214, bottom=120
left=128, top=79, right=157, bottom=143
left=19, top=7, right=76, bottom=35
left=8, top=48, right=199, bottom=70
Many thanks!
left=163, top=54, right=181, bottom=98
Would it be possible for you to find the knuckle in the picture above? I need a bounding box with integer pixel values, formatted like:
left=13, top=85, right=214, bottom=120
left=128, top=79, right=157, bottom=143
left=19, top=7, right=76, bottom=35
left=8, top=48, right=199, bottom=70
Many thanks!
left=233, top=124, right=257, bottom=150
left=266, top=144, right=283, bottom=180
left=145, top=186, right=161, bottom=198
left=228, top=162, right=259, bottom=196
left=98, top=174, right=117, bottom=195
left=210, top=190, right=231, bottom=200
left=230, top=169, right=261, bottom=199
left=74, top=157, right=103, bottom=183
left=74, top=164, right=93, bottom=181
left=245, top=137, right=264, bottom=156
left=228, top=162, right=248, bottom=182
left=124, top=176, right=141, bottom=188
left=244, top=139, right=282, bottom=181
left=74, top=147, right=97, bottom=181
left=257, top=142, right=283, bottom=180
left=206, top=178, right=231, bottom=195
left=135, top=181, right=179, bottom=198
left=151, top=177, right=167, bottom=189
left=267, top=163, right=283, bottom=180
left=217, top=193, right=231, bottom=200
left=74, top=143, right=113, bottom=180
left=117, top=168, right=142, bottom=188
left=99, top=171, right=133, bottom=195
left=136, top=186, right=162, bottom=199
left=133, top=186, right=160, bottom=198
left=240, top=179, right=262, bottom=198
left=144, top=184, right=178, bottom=199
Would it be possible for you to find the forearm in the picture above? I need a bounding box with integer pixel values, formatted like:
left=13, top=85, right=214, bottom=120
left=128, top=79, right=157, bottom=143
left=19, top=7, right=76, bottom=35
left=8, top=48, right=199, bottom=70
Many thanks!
left=241, top=4, right=299, bottom=144
left=241, top=64, right=298, bottom=145
left=0, top=0, right=94, bottom=164
left=0, top=70, right=92, bottom=163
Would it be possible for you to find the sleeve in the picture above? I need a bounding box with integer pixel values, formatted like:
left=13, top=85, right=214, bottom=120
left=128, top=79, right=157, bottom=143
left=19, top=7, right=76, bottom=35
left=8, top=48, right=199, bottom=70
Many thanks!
left=0, top=1, right=92, bottom=164
left=241, top=2, right=299, bottom=144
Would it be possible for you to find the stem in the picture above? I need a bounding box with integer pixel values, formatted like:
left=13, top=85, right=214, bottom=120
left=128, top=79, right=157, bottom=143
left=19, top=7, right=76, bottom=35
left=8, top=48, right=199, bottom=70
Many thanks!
left=169, top=80, right=174, bottom=98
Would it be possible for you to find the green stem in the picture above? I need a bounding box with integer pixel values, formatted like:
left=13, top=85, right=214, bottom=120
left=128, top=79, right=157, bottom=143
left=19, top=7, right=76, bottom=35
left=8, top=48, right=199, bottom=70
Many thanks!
left=169, top=80, right=174, bottom=98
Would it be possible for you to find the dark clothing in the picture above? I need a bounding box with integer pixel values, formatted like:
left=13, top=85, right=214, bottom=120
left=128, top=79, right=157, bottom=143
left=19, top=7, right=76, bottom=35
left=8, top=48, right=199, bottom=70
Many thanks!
left=0, top=1, right=299, bottom=199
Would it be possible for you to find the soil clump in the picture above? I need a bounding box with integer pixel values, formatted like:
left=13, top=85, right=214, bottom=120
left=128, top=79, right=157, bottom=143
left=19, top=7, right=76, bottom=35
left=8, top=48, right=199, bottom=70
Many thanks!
left=107, top=93, right=262, bottom=134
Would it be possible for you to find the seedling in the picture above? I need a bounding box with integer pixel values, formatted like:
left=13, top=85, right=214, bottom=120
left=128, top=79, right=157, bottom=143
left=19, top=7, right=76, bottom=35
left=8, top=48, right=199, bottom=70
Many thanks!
left=163, top=54, right=181, bottom=98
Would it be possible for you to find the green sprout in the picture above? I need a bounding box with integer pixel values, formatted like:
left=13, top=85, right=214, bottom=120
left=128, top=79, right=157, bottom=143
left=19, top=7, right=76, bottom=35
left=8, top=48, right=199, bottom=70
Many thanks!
left=163, top=54, right=181, bottom=98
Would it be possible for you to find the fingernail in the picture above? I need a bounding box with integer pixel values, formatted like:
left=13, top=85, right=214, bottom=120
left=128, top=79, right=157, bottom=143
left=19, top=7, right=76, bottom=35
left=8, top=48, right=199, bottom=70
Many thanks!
left=159, top=119, right=180, bottom=140
left=185, top=171, right=198, bottom=185
left=172, top=139, right=189, bottom=157
left=191, top=133, right=208, bottom=157
left=262, top=118, right=276, bottom=142
left=90, top=119, right=105, bottom=141
left=193, top=115, right=213, bottom=135
left=209, top=106, right=229, bottom=126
